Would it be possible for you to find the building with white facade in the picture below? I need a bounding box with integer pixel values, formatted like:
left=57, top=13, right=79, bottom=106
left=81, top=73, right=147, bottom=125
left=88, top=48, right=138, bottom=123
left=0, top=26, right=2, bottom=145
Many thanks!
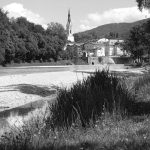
left=83, top=38, right=126, bottom=57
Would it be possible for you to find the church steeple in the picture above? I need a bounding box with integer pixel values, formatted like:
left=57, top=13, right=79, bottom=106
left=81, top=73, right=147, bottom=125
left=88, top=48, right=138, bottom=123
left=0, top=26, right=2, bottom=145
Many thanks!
left=66, top=9, right=74, bottom=42
left=68, top=9, right=71, bottom=23
left=66, top=9, right=72, bottom=35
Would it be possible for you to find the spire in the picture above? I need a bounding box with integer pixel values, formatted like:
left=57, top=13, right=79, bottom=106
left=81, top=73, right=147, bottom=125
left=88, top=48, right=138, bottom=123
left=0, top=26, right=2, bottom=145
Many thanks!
left=66, top=9, right=74, bottom=42
left=68, top=9, right=71, bottom=23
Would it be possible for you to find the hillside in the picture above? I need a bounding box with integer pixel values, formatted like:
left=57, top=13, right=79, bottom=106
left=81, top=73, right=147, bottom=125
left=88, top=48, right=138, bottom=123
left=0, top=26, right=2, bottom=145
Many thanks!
left=74, top=19, right=149, bottom=42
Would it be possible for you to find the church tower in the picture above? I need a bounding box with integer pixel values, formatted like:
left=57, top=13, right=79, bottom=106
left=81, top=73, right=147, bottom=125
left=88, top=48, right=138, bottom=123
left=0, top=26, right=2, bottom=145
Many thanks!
left=66, top=9, right=74, bottom=42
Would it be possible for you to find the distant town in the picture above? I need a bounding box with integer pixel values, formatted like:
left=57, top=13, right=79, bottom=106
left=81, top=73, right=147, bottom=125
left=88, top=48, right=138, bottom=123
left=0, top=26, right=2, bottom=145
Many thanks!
left=65, top=10, right=129, bottom=65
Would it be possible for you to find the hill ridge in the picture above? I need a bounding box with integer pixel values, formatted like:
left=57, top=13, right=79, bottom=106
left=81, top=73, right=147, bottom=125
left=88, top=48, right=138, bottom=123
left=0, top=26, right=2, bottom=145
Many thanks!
left=74, top=19, right=149, bottom=42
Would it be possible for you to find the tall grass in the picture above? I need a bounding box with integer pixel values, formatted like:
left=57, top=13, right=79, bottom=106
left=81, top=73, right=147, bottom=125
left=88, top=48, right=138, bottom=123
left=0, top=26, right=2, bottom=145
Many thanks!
left=133, top=75, right=150, bottom=92
left=49, top=70, right=135, bottom=128
left=3, top=112, right=150, bottom=150
left=0, top=104, right=51, bottom=150
left=130, top=74, right=150, bottom=103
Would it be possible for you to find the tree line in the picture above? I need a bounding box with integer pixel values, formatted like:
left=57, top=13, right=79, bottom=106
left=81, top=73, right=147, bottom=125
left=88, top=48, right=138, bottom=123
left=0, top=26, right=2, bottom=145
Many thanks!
left=0, top=9, right=67, bottom=65
left=74, top=31, right=119, bottom=43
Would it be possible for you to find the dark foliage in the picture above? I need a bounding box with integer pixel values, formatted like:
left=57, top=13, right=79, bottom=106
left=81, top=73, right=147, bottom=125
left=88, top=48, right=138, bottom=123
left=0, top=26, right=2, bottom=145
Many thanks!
left=0, top=9, right=67, bottom=65
left=136, top=0, right=150, bottom=10
left=122, top=19, right=150, bottom=62
left=49, top=70, right=135, bottom=128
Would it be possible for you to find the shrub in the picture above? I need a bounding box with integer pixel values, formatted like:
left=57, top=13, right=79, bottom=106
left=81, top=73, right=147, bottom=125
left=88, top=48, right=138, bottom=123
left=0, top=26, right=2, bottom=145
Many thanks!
left=132, top=74, right=150, bottom=102
left=133, top=75, right=150, bottom=92
left=48, top=70, right=135, bottom=129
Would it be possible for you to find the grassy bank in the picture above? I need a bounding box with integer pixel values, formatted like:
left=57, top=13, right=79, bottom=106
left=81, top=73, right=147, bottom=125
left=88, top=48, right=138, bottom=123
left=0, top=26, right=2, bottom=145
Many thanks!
left=1, top=70, right=150, bottom=149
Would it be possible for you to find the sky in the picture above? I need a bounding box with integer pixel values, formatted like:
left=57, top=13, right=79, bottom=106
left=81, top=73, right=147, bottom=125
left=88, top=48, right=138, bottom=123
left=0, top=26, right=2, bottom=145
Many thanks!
left=0, top=0, right=150, bottom=33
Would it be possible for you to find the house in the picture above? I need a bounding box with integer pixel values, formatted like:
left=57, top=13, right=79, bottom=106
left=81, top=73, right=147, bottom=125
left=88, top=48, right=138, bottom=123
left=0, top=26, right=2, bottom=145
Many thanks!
left=83, top=42, right=105, bottom=57
left=83, top=38, right=128, bottom=64
left=83, top=38, right=126, bottom=57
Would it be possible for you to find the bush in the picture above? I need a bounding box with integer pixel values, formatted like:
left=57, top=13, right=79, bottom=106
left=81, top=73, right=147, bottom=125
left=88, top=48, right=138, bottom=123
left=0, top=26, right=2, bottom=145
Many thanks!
left=48, top=70, right=135, bottom=129
left=133, top=75, right=150, bottom=91
left=132, top=75, right=150, bottom=102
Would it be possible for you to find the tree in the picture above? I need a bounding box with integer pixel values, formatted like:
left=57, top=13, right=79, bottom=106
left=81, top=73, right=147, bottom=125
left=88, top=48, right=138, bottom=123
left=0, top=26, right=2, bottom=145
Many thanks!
left=64, top=45, right=78, bottom=63
left=4, top=31, right=16, bottom=64
left=0, top=9, right=11, bottom=64
left=123, top=25, right=147, bottom=62
left=47, top=22, right=66, bottom=39
left=0, top=9, right=67, bottom=65
left=46, top=22, right=67, bottom=61
left=136, top=0, right=150, bottom=10
left=143, top=33, right=150, bottom=61
left=14, top=37, right=27, bottom=63
left=33, top=24, right=45, bottom=34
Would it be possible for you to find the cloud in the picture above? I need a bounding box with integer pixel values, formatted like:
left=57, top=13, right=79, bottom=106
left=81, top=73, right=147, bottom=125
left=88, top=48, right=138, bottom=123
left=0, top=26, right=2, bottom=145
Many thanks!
left=3, top=3, right=47, bottom=28
left=78, top=19, right=95, bottom=31
left=79, top=24, right=92, bottom=31
left=88, top=13, right=101, bottom=22
left=79, top=7, right=150, bottom=31
left=88, top=7, right=150, bottom=24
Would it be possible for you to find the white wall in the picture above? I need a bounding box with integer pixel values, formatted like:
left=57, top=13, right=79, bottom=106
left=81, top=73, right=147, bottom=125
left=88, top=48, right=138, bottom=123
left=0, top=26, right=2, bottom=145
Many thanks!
left=97, top=47, right=105, bottom=57
left=117, top=47, right=124, bottom=56
left=109, top=46, right=114, bottom=56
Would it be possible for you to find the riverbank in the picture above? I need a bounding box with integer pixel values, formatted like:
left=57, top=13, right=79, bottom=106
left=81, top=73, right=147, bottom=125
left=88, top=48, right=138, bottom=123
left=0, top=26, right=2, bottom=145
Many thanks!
left=0, top=64, right=147, bottom=112
left=0, top=71, right=89, bottom=111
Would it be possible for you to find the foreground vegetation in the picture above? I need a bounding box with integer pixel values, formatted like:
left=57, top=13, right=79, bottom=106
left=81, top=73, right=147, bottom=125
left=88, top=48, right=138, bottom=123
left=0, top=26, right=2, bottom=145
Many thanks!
left=49, top=70, right=134, bottom=128
left=0, top=70, right=150, bottom=149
